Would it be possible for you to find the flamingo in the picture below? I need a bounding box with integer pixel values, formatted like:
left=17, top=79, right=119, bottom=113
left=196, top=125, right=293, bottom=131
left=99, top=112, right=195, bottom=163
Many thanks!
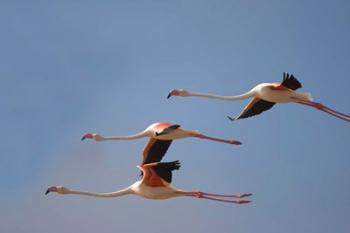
left=167, top=73, right=350, bottom=122
left=81, top=122, right=241, bottom=145
left=46, top=138, right=252, bottom=204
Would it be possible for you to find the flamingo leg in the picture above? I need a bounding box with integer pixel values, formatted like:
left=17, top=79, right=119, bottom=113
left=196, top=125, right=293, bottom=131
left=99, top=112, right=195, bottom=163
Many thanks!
left=306, top=101, right=350, bottom=122
left=196, top=134, right=242, bottom=145
left=198, top=195, right=252, bottom=204
left=199, top=191, right=252, bottom=198
left=321, top=104, right=350, bottom=118
left=293, top=99, right=350, bottom=122
left=181, top=191, right=252, bottom=204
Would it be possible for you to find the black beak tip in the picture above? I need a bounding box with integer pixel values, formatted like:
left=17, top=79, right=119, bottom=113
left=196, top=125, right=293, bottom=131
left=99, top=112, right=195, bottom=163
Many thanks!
left=45, top=189, right=50, bottom=195
left=167, top=93, right=171, bottom=99
left=81, top=136, right=86, bottom=141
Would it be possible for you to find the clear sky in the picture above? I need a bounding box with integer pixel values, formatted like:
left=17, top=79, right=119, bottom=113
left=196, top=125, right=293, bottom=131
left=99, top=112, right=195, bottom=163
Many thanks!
left=1, top=1, right=349, bottom=233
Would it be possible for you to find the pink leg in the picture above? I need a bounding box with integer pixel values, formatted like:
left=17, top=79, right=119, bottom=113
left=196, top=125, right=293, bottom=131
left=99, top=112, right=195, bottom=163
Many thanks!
left=180, top=191, right=252, bottom=204
left=294, top=99, right=350, bottom=122
left=199, top=191, right=252, bottom=198
left=308, top=102, right=350, bottom=122
left=196, top=134, right=242, bottom=145
left=199, top=195, right=252, bottom=204
left=321, top=104, right=350, bottom=117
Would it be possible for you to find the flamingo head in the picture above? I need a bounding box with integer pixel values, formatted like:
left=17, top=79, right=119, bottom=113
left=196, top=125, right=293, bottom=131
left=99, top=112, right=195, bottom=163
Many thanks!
left=45, top=186, right=70, bottom=195
left=167, top=89, right=189, bottom=98
left=81, top=133, right=104, bottom=141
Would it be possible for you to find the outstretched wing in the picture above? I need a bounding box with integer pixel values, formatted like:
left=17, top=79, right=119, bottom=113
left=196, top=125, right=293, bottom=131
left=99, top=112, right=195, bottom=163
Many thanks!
left=152, top=160, right=181, bottom=183
left=281, top=72, right=302, bottom=90
left=229, top=97, right=275, bottom=120
left=142, top=138, right=173, bottom=164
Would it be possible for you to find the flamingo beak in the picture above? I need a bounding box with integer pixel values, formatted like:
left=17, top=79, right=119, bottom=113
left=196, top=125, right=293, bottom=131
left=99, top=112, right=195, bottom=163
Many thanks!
left=231, top=140, right=242, bottom=145
left=167, top=89, right=179, bottom=99
left=81, top=133, right=93, bottom=141
left=45, top=186, right=58, bottom=195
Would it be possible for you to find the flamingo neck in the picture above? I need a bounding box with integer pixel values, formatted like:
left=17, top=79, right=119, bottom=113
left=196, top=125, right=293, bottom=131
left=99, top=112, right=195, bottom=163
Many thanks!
left=67, top=187, right=133, bottom=198
left=101, top=131, right=149, bottom=141
left=185, top=91, right=253, bottom=101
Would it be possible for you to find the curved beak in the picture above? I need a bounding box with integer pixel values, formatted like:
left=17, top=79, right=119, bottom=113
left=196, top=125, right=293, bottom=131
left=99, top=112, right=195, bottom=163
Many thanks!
left=167, top=89, right=181, bottom=99
left=81, top=133, right=93, bottom=141
left=45, top=189, right=50, bottom=195
left=45, top=186, right=58, bottom=195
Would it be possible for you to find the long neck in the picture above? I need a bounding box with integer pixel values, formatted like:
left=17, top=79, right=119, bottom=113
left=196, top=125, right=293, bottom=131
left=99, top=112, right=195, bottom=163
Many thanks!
left=101, top=131, right=149, bottom=141
left=67, top=187, right=133, bottom=198
left=186, top=90, right=253, bottom=101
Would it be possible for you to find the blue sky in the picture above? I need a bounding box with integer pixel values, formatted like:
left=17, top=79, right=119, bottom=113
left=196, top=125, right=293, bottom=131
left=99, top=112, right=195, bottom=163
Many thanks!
left=1, top=1, right=349, bottom=232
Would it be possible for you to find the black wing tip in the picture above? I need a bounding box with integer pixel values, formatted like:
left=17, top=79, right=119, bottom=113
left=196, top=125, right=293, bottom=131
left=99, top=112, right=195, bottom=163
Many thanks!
left=156, top=160, right=181, bottom=170
left=283, top=72, right=292, bottom=81
left=168, top=160, right=181, bottom=170
left=156, top=124, right=181, bottom=137
left=153, top=160, right=181, bottom=183
left=171, top=124, right=181, bottom=129
left=173, top=160, right=181, bottom=169
left=229, top=114, right=251, bottom=121
left=281, top=72, right=302, bottom=90
left=227, top=115, right=237, bottom=121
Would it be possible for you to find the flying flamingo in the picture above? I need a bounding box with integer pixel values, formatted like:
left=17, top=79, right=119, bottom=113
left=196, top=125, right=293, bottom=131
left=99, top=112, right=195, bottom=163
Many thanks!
left=167, top=73, right=350, bottom=122
left=81, top=122, right=241, bottom=145
left=46, top=138, right=252, bottom=204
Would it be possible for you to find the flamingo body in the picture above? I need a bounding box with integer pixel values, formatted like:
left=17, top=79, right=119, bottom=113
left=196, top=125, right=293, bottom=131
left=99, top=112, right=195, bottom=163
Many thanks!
left=46, top=137, right=251, bottom=204
left=130, top=181, right=180, bottom=200
left=146, top=122, right=198, bottom=140
left=168, top=72, right=350, bottom=122
left=81, top=122, right=241, bottom=145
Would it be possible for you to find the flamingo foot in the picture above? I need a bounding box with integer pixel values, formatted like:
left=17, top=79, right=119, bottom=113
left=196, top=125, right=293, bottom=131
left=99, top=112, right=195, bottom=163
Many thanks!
left=236, top=193, right=253, bottom=198
left=229, top=140, right=242, bottom=145
left=295, top=99, right=350, bottom=122
left=197, top=134, right=242, bottom=146
left=235, top=199, right=252, bottom=204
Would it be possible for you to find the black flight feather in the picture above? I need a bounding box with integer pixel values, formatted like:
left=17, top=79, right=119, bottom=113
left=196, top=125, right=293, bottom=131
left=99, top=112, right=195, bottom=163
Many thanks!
left=155, top=124, right=181, bottom=136
left=281, top=72, right=302, bottom=90
left=232, top=100, right=276, bottom=120
left=152, top=160, right=181, bottom=183
left=143, top=140, right=173, bottom=164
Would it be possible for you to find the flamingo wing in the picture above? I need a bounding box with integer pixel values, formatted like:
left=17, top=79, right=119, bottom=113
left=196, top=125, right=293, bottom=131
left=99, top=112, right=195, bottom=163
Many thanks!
left=141, top=160, right=181, bottom=186
left=281, top=72, right=302, bottom=90
left=152, top=160, right=181, bottom=183
left=230, top=97, right=275, bottom=120
left=142, top=138, right=173, bottom=164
